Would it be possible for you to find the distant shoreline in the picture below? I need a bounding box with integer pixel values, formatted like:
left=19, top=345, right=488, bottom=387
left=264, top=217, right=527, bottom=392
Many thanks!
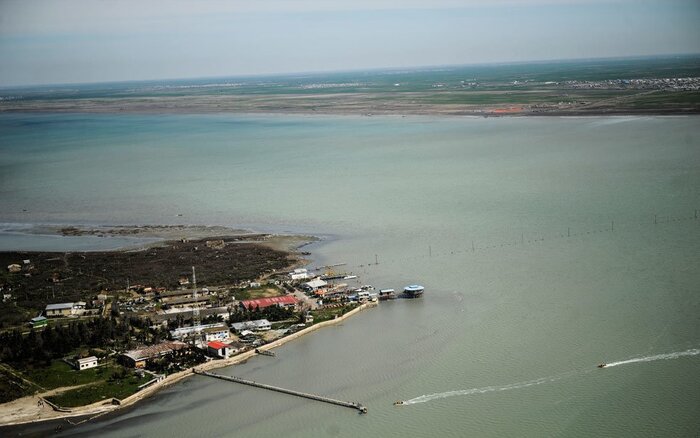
left=1, top=95, right=699, bottom=117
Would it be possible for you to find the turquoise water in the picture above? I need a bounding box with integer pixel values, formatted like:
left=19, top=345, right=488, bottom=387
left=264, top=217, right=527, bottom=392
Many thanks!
left=1, top=114, right=699, bottom=437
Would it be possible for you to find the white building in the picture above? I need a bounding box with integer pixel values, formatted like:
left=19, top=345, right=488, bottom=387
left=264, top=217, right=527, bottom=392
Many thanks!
left=302, top=278, right=327, bottom=292
left=231, top=319, right=272, bottom=332
left=45, top=302, right=86, bottom=317
left=202, top=325, right=231, bottom=342
left=170, top=323, right=230, bottom=341
left=289, top=268, right=309, bottom=281
left=76, top=356, right=98, bottom=371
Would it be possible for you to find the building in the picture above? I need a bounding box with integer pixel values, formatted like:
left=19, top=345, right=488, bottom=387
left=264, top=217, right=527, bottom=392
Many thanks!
left=240, top=296, right=298, bottom=311
left=121, top=341, right=189, bottom=368
left=45, top=302, right=86, bottom=317
left=207, top=341, right=230, bottom=358
left=29, top=316, right=48, bottom=328
left=170, top=323, right=229, bottom=341
left=75, top=356, right=98, bottom=371
left=206, top=340, right=246, bottom=358
left=289, top=268, right=309, bottom=281
left=302, top=278, right=328, bottom=292
left=202, top=325, right=230, bottom=342
left=230, top=319, right=272, bottom=332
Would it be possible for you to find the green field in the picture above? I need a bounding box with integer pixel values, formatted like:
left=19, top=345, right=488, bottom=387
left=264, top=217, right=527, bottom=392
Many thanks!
left=45, top=373, right=151, bottom=407
left=22, top=360, right=124, bottom=390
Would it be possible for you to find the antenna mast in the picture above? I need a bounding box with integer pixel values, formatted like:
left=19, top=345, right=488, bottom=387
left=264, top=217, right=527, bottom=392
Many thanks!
left=192, top=266, right=201, bottom=345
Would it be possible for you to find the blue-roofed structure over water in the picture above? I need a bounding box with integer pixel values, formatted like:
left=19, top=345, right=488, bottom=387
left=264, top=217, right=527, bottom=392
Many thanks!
left=403, top=285, right=424, bottom=298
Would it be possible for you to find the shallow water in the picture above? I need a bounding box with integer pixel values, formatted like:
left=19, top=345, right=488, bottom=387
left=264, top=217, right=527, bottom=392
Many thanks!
left=1, top=113, right=699, bottom=437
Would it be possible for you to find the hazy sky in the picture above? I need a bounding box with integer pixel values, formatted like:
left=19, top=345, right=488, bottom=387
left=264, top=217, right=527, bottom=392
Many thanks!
left=1, top=0, right=699, bottom=86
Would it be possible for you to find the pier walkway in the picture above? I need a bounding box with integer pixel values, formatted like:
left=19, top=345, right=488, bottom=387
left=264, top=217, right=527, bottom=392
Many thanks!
left=194, top=370, right=367, bottom=414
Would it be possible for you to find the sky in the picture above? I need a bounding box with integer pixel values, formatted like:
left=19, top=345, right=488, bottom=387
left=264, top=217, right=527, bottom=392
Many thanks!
left=0, top=0, right=699, bottom=86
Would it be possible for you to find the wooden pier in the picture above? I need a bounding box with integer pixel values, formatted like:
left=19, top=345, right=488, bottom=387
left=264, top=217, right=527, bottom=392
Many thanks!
left=194, top=370, right=367, bottom=414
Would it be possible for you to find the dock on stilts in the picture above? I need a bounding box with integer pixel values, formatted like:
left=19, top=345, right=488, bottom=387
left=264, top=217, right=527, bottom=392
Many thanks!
left=194, top=369, right=367, bottom=414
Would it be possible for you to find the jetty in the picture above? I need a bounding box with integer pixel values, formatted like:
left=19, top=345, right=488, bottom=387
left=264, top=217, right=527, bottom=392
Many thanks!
left=194, top=370, right=367, bottom=414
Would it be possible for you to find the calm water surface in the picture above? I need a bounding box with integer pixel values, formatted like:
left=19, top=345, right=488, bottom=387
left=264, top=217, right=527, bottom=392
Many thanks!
left=1, top=114, right=698, bottom=437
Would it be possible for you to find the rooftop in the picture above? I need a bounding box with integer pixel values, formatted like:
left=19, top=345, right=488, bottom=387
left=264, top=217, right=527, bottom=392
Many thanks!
left=123, top=341, right=188, bottom=362
left=45, top=302, right=74, bottom=310
left=77, top=356, right=98, bottom=364
left=207, top=341, right=228, bottom=350
left=241, top=296, right=297, bottom=309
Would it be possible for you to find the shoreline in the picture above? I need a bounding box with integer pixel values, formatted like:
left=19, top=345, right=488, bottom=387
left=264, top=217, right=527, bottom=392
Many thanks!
left=1, top=99, right=699, bottom=118
left=0, top=302, right=376, bottom=428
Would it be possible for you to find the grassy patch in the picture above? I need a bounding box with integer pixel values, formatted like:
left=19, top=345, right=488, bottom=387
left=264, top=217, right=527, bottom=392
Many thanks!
left=231, top=285, right=285, bottom=301
left=45, top=372, right=151, bottom=407
left=310, top=304, right=358, bottom=324
left=21, top=360, right=121, bottom=390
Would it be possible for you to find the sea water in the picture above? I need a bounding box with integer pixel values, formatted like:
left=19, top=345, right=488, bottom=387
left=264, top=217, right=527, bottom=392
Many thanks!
left=1, top=113, right=699, bottom=437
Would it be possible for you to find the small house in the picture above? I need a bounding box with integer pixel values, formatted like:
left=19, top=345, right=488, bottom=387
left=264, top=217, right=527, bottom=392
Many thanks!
left=76, top=356, right=98, bottom=371
left=7, top=264, right=21, bottom=273
left=207, top=341, right=230, bottom=358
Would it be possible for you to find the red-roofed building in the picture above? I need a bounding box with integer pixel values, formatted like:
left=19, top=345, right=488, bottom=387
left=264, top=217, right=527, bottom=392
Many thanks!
left=240, top=296, right=298, bottom=311
left=207, top=341, right=230, bottom=358
left=206, top=340, right=246, bottom=358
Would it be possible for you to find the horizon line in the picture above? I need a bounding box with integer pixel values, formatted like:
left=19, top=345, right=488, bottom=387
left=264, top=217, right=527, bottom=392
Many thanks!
left=1, top=52, right=699, bottom=90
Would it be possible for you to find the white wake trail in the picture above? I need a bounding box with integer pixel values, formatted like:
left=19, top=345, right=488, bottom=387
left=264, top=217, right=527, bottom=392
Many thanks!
left=604, top=348, right=700, bottom=368
left=402, top=348, right=700, bottom=406
left=402, top=375, right=563, bottom=405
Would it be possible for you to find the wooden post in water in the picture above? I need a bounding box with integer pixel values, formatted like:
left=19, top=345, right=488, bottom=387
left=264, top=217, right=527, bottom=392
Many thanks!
left=567, top=227, right=570, bottom=237
left=654, top=214, right=657, bottom=225
left=611, top=220, right=614, bottom=232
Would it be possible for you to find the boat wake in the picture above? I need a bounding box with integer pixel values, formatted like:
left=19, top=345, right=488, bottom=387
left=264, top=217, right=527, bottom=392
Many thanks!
left=401, top=375, right=564, bottom=405
left=603, top=348, right=700, bottom=368
left=401, top=348, right=700, bottom=406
